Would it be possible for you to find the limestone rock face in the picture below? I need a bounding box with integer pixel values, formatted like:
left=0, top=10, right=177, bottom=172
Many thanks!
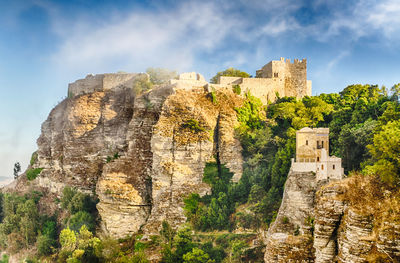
left=33, top=77, right=243, bottom=239
left=264, top=174, right=400, bottom=262
left=264, top=171, right=318, bottom=263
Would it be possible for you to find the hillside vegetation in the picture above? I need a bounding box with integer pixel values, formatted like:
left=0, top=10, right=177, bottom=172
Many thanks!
left=0, top=77, right=399, bottom=262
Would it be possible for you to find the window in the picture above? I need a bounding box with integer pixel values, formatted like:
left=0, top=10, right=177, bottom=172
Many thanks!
left=333, top=164, right=335, bottom=170
left=274, top=73, right=279, bottom=77
left=317, top=157, right=319, bottom=162
left=321, top=141, right=324, bottom=148
left=306, top=140, right=308, bottom=146
left=321, top=164, right=324, bottom=170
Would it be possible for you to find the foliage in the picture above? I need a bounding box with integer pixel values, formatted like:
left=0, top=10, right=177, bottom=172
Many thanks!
left=30, top=151, right=38, bottom=166
left=210, top=68, right=250, bottom=84
left=133, top=74, right=153, bottom=95
left=60, top=225, right=102, bottom=262
left=232, top=84, right=241, bottom=95
left=68, top=211, right=95, bottom=232
left=13, top=162, right=21, bottom=180
left=364, top=120, right=400, bottom=186
left=183, top=247, right=214, bottom=263
left=26, top=168, right=43, bottom=181
left=0, top=193, right=42, bottom=250
left=146, top=67, right=178, bottom=85
left=182, top=119, right=206, bottom=133
left=61, top=187, right=97, bottom=214
left=106, top=152, right=120, bottom=163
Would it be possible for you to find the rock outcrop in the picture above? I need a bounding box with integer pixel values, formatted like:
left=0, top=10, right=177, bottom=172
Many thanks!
left=264, top=172, right=400, bottom=262
left=30, top=74, right=244, bottom=238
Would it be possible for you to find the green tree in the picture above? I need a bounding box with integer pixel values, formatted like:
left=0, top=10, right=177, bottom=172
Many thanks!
left=60, top=228, right=77, bottom=252
left=13, top=162, right=21, bottom=180
left=210, top=68, right=250, bottom=84
left=364, top=120, right=400, bottom=186
left=183, top=248, right=214, bottom=263
left=68, top=211, right=95, bottom=232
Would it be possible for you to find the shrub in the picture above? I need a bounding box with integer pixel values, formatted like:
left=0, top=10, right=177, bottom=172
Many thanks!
left=30, top=151, right=38, bottom=166
left=208, top=91, right=218, bottom=105
left=182, top=119, right=205, bottom=133
left=68, top=211, right=95, bottom=232
left=26, top=168, right=43, bottom=181
left=232, top=84, right=241, bottom=95
left=37, top=234, right=56, bottom=256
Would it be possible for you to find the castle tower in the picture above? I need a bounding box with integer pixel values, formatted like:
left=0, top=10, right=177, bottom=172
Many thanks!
left=292, top=127, right=343, bottom=181
left=256, top=57, right=312, bottom=98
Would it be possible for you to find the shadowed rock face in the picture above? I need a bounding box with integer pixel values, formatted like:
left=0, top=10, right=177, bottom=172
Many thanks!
left=33, top=81, right=244, bottom=238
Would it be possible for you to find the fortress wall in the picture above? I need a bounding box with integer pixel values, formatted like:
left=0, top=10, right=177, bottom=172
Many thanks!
left=241, top=78, right=285, bottom=104
left=68, top=73, right=148, bottom=97
left=307, top=80, right=312, bottom=96
left=284, top=60, right=307, bottom=97
left=218, top=76, right=243, bottom=85
left=68, top=74, right=104, bottom=97
left=103, top=73, right=143, bottom=91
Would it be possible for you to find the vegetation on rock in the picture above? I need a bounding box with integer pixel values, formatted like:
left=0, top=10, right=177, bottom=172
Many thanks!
left=210, top=68, right=250, bottom=84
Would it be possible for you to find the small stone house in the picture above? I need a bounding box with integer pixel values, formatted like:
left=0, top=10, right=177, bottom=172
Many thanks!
left=291, top=127, right=344, bottom=181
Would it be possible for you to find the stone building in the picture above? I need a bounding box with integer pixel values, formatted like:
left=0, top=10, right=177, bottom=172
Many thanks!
left=217, top=57, right=312, bottom=104
left=291, top=127, right=344, bottom=181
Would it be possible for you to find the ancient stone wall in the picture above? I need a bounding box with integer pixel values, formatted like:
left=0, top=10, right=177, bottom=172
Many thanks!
left=68, top=73, right=147, bottom=97
left=218, top=58, right=311, bottom=104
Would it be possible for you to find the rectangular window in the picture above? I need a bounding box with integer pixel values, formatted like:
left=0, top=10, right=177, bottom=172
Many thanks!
left=322, top=141, right=324, bottom=148
left=321, top=164, right=324, bottom=170
left=306, top=140, right=308, bottom=146
left=333, top=164, right=335, bottom=170
left=317, top=157, right=319, bottom=162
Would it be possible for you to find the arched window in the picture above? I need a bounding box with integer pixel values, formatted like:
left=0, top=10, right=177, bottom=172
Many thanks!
left=317, top=157, right=319, bottom=162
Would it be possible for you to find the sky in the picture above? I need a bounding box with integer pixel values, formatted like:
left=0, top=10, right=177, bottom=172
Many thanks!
left=1, top=0, right=400, bottom=180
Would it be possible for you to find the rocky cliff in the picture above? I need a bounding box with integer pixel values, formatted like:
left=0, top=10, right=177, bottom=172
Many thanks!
left=264, top=171, right=400, bottom=262
left=27, top=75, right=244, bottom=238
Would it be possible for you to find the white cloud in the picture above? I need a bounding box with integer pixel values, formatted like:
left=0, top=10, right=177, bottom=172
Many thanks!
left=49, top=1, right=245, bottom=74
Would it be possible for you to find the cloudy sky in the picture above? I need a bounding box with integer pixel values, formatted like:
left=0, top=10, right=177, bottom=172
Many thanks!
left=1, top=0, right=400, bottom=180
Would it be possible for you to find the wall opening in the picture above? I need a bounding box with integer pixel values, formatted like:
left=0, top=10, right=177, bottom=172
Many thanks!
left=306, top=140, right=308, bottom=146
left=321, top=164, right=324, bottom=170
left=333, top=164, right=335, bottom=170
left=317, top=157, right=319, bottom=162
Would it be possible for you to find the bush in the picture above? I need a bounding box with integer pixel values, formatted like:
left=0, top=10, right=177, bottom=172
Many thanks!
left=26, top=168, right=43, bottom=181
left=30, top=151, right=38, bottom=166
left=232, top=85, right=241, bottom=95
left=37, top=234, right=56, bottom=256
left=68, top=211, right=95, bottom=232
left=182, top=120, right=205, bottom=133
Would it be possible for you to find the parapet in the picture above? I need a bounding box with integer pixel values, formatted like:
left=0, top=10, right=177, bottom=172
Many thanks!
left=68, top=73, right=147, bottom=97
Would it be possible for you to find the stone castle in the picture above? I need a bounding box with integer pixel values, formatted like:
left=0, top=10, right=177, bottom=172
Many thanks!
left=68, top=57, right=312, bottom=104
left=291, top=127, right=344, bottom=181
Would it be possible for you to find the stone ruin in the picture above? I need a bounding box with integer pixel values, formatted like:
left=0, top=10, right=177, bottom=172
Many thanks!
left=67, top=57, right=312, bottom=105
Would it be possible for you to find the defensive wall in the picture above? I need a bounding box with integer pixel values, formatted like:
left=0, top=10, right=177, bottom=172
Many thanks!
left=67, top=58, right=312, bottom=105
left=68, top=73, right=148, bottom=97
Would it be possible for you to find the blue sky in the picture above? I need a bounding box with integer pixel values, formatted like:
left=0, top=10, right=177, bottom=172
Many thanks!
left=1, top=0, right=400, bottom=180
